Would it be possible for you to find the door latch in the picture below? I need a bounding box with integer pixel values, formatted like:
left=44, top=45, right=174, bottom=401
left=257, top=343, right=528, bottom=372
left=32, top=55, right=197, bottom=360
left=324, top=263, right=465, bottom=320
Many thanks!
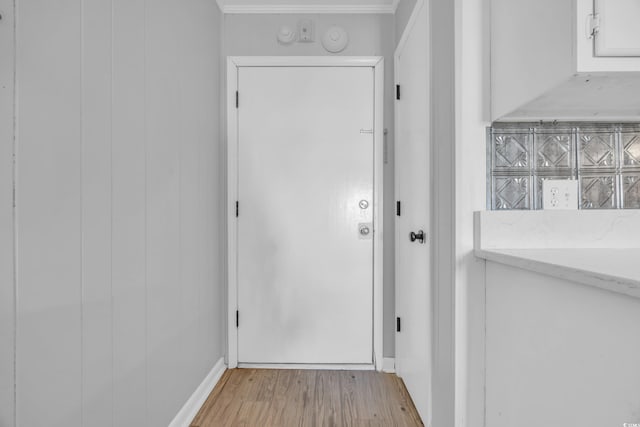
left=409, top=230, right=426, bottom=244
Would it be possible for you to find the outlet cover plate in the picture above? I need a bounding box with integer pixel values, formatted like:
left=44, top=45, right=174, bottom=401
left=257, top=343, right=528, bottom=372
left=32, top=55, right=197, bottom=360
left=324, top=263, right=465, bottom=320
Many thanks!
left=542, top=179, right=578, bottom=210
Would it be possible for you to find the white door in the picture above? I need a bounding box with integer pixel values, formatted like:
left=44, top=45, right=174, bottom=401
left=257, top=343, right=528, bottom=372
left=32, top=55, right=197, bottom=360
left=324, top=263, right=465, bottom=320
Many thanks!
left=395, top=0, right=431, bottom=422
left=594, top=0, right=640, bottom=57
left=236, top=66, right=375, bottom=365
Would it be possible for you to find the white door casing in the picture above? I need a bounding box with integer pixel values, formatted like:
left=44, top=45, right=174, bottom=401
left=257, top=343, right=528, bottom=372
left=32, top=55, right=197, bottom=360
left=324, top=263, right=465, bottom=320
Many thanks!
left=394, top=0, right=431, bottom=423
left=227, top=57, right=385, bottom=370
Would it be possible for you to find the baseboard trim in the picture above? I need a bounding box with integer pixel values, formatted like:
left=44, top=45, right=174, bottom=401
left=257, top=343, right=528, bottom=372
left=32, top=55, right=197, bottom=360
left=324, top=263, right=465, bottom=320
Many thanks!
left=382, top=357, right=395, bottom=373
left=168, top=357, right=226, bottom=427
left=238, top=363, right=375, bottom=371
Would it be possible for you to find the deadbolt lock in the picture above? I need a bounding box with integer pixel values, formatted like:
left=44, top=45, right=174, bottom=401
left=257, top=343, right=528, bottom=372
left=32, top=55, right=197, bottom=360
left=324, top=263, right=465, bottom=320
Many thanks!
left=359, top=223, right=373, bottom=240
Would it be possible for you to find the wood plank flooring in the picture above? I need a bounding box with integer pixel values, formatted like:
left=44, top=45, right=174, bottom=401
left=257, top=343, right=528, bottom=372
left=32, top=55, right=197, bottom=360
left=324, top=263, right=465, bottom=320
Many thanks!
left=191, top=369, right=424, bottom=427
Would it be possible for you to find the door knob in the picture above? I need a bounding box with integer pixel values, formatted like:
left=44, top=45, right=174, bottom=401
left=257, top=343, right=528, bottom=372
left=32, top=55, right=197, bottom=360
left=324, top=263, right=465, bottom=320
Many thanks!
left=409, top=230, right=425, bottom=244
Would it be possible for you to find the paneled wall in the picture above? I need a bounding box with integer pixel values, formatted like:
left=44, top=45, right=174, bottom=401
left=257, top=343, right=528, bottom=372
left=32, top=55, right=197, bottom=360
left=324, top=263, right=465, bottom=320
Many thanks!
left=0, top=0, right=16, bottom=425
left=8, top=1, right=224, bottom=426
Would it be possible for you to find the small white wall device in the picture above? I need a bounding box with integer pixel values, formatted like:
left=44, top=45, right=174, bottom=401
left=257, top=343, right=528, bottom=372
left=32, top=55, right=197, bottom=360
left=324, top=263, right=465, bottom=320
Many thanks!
left=543, top=179, right=578, bottom=210
left=322, top=26, right=349, bottom=53
left=277, top=25, right=296, bottom=45
left=298, top=19, right=314, bottom=42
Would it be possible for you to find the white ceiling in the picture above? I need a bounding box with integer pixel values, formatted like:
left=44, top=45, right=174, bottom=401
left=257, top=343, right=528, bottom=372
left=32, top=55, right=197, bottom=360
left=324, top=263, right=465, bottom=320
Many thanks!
left=216, top=0, right=399, bottom=14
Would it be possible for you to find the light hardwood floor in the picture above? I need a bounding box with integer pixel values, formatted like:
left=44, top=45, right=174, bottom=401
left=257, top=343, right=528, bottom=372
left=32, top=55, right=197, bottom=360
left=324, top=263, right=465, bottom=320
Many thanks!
left=191, top=369, right=424, bottom=427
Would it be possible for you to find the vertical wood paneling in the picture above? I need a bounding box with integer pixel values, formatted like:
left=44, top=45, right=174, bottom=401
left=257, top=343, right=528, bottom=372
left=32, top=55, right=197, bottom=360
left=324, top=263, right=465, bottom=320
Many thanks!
left=15, top=1, right=83, bottom=426
left=0, top=0, right=15, bottom=425
left=10, top=1, right=224, bottom=425
left=194, top=0, right=224, bottom=374
left=176, top=0, right=199, bottom=412
left=111, top=0, right=147, bottom=425
left=176, top=0, right=212, bottom=402
left=145, top=3, right=224, bottom=425
left=81, top=0, right=113, bottom=426
left=145, top=1, right=184, bottom=424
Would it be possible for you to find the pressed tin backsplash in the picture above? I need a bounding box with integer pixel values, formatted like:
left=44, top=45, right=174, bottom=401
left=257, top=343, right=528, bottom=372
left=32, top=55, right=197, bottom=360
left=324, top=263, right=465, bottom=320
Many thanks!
left=487, top=122, right=640, bottom=210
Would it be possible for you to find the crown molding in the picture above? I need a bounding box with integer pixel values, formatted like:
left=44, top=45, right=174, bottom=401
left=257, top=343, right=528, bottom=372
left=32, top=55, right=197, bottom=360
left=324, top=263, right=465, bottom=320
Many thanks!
left=220, top=3, right=397, bottom=14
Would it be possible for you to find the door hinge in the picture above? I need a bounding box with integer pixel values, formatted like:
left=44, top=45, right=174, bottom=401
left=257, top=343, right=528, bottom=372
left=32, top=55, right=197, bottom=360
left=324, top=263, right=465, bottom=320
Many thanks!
left=235, top=201, right=239, bottom=217
left=236, top=310, right=239, bottom=328
left=396, top=84, right=401, bottom=100
left=586, top=13, right=600, bottom=39
left=235, top=91, right=239, bottom=108
left=396, top=201, right=401, bottom=216
left=396, top=317, right=401, bottom=332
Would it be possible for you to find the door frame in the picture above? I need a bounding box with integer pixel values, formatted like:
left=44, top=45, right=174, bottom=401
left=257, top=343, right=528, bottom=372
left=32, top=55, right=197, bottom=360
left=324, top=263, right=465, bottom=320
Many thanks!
left=226, top=56, right=385, bottom=370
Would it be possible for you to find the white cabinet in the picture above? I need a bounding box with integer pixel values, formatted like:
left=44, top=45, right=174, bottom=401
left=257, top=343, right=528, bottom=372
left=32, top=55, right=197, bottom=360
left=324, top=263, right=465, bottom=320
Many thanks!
left=593, top=0, right=640, bottom=57
left=492, top=0, right=640, bottom=120
left=577, top=0, right=640, bottom=71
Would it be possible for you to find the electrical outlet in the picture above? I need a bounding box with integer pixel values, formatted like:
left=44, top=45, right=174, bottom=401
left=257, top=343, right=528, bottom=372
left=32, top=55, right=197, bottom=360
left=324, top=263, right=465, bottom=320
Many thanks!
left=542, top=179, right=578, bottom=210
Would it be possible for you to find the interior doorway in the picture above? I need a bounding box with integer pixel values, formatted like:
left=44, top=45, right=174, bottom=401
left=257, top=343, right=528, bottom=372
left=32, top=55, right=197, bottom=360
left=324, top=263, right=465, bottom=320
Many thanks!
left=394, top=0, right=432, bottom=422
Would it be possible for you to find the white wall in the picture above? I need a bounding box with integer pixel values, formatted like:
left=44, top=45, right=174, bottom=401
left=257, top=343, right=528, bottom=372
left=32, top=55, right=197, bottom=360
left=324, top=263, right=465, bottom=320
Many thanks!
left=395, top=0, right=417, bottom=43
left=7, top=1, right=224, bottom=426
left=0, top=0, right=15, bottom=425
left=486, top=262, right=640, bottom=427
left=430, top=0, right=457, bottom=424
left=490, top=0, right=574, bottom=119
left=223, top=13, right=398, bottom=357
left=454, top=0, right=490, bottom=426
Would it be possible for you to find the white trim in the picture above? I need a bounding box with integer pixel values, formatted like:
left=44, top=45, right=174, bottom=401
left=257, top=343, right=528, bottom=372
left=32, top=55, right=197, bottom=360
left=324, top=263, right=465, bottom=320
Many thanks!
left=239, top=363, right=375, bottom=370
left=227, top=56, right=385, bottom=372
left=220, top=4, right=396, bottom=14
left=372, top=57, right=385, bottom=372
left=382, top=358, right=395, bottom=373
left=168, top=357, right=226, bottom=427
left=227, top=58, right=239, bottom=368
left=390, top=0, right=400, bottom=14
left=228, top=56, right=382, bottom=67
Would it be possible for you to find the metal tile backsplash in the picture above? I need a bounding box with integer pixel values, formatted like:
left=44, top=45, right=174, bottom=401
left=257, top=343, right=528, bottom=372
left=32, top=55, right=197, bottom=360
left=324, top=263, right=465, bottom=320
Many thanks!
left=487, top=123, right=640, bottom=210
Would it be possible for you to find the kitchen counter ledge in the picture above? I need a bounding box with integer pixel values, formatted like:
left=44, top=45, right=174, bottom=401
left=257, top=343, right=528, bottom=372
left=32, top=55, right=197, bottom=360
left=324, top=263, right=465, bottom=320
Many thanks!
left=474, top=211, right=640, bottom=299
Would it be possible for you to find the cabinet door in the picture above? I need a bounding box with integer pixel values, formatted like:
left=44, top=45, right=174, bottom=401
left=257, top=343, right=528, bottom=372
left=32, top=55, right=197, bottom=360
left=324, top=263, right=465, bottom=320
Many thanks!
left=595, top=0, right=640, bottom=56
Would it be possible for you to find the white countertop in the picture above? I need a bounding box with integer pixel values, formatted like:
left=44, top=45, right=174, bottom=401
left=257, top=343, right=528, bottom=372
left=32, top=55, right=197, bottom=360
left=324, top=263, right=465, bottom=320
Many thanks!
left=476, top=247, right=640, bottom=298
left=474, top=211, right=640, bottom=299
